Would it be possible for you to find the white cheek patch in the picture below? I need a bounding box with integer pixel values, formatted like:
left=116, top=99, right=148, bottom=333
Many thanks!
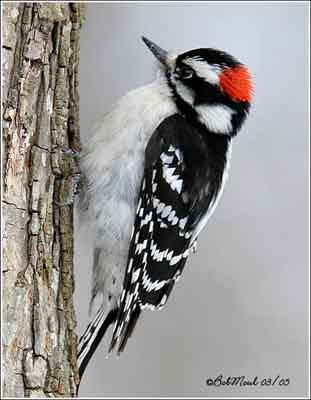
left=184, top=58, right=222, bottom=85
left=196, top=104, right=235, bottom=134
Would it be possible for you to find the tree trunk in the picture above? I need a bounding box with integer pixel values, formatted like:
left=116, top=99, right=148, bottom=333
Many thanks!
left=2, top=3, right=85, bottom=397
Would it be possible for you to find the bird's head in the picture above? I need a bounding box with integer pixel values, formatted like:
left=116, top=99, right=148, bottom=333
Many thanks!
left=142, top=36, right=253, bottom=137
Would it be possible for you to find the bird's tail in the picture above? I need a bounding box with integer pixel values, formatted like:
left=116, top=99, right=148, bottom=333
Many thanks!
left=77, top=306, right=118, bottom=388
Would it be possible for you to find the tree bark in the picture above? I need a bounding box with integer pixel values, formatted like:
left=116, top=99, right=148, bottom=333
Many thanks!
left=2, top=3, right=85, bottom=397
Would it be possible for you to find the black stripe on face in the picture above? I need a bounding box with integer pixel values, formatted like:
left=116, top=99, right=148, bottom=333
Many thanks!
left=166, top=49, right=250, bottom=137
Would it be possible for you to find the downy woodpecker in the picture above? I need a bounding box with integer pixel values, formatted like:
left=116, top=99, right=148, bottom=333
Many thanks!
left=78, top=37, right=253, bottom=381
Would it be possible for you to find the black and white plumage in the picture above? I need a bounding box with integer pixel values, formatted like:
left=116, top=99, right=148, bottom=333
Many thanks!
left=78, top=37, right=253, bottom=384
left=109, top=114, right=231, bottom=352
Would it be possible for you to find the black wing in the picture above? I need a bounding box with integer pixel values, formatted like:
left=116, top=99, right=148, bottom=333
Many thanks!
left=109, top=114, right=229, bottom=353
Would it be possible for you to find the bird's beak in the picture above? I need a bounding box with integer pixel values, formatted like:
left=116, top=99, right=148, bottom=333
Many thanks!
left=142, top=36, right=168, bottom=66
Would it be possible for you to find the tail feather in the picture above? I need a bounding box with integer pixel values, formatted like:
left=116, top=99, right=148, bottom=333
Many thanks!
left=117, top=305, right=141, bottom=353
left=109, top=304, right=141, bottom=354
left=77, top=307, right=118, bottom=385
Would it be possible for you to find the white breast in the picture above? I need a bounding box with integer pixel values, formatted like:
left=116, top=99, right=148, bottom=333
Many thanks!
left=82, top=77, right=176, bottom=228
left=81, top=77, right=177, bottom=308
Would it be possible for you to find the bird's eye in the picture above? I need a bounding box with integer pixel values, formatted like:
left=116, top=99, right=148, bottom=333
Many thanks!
left=175, top=66, right=193, bottom=80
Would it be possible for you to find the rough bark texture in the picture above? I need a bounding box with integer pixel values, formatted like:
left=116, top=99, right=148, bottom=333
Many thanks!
left=2, top=3, right=86, bottom=397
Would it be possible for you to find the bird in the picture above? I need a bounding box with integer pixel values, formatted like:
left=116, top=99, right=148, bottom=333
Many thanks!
left=77, top=36, right=253, bottom=383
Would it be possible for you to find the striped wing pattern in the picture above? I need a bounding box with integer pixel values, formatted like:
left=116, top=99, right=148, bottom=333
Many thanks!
left=109, top=144, right=192, bottom=353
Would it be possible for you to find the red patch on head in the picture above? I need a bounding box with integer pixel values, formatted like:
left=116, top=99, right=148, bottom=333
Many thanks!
left=219, top=65, right=253, bottom=102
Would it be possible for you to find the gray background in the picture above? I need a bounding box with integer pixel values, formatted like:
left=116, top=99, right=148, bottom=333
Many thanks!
left=74, top=2, right=309, bottom=397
